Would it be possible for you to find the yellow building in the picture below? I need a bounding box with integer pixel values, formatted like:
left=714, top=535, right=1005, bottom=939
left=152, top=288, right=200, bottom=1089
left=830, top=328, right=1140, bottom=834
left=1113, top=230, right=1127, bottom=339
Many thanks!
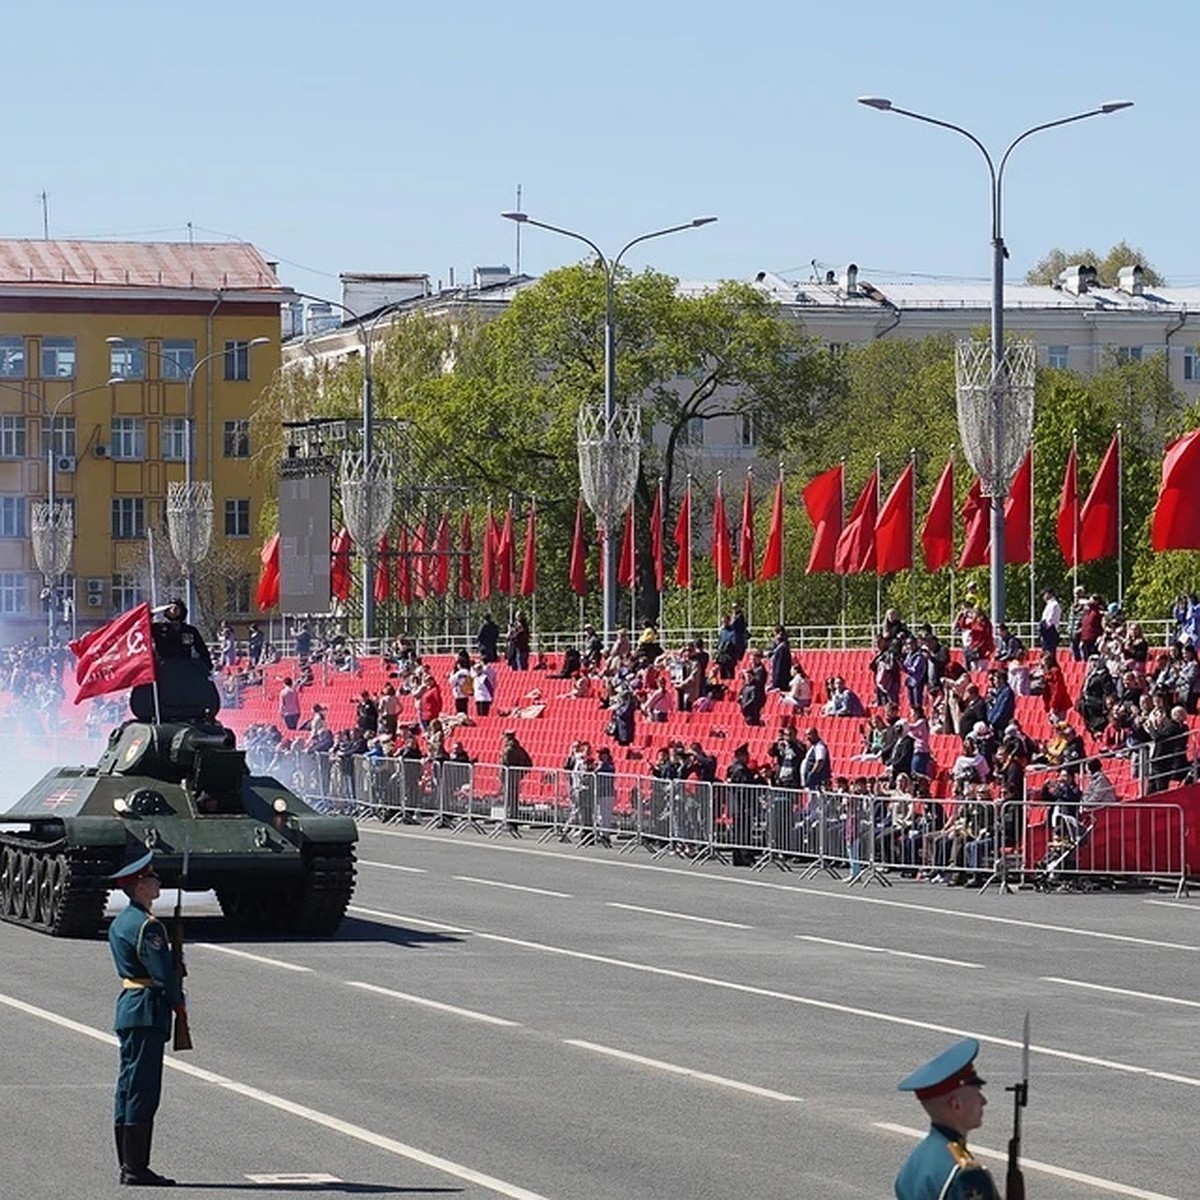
left=0, top=240, right=289, bottom=641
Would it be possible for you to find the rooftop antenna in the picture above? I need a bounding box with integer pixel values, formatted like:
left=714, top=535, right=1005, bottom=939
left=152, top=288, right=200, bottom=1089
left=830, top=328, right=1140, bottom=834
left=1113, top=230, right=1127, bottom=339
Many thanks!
left=514, top=183, right=522, bottom=275
left=38, top=191, right=49, bottom=240
left=187, top=221, right=194, bottom=245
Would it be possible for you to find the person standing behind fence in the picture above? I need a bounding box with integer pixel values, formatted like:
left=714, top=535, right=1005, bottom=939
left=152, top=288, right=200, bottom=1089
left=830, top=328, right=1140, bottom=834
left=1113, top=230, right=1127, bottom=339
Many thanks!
left=500, top=729, right=532, bottom=832
left=800, top=726, right=831, bottom=791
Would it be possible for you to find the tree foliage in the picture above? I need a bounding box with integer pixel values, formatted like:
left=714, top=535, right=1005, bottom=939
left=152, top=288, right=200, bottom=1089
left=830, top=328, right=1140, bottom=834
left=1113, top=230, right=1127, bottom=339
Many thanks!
left=1024, top=242, right=1164, bottom=287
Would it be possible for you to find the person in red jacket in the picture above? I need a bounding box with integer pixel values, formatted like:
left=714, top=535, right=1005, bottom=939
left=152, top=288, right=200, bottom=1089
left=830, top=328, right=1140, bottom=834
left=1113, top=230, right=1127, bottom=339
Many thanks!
left=1039, top=651, right=1072, bottom=721
left=1079, top=594, right=1105, bottom=659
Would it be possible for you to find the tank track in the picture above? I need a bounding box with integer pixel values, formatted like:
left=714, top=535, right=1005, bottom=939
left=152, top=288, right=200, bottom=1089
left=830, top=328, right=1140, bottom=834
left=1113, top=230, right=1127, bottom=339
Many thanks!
left=217, top=843, right=356, bottom=936
left=0, top=833, right=121, bottom=938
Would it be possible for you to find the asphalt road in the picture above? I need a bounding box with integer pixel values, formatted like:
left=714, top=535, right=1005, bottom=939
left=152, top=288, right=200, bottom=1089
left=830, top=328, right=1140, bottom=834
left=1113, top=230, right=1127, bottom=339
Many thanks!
left=1, top=826, right=1196, bottom=1199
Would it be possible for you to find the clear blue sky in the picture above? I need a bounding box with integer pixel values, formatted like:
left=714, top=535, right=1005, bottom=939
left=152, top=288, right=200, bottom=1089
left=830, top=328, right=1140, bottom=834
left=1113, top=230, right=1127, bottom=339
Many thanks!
left=8, top=0, right=1191, bottom=293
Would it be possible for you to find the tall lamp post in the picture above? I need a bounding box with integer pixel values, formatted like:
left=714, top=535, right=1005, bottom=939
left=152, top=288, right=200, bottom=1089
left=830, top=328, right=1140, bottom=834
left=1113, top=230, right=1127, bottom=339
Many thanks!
left=500, top=211, right=717, bottom=645
left=857, top=97, right=1132, bottom=625
left=108, top=336, right=270, bottom=619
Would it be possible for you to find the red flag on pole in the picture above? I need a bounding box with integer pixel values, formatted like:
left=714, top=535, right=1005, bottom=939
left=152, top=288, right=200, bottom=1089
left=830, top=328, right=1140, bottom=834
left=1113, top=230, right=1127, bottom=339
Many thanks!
left=432, top=513, right=451, bottom=596
left=1151, top=429, right=1200, bottom=551
left=959, top=477, right=989, bottom=570
left=69, top=602, right=156, bottom=704
left=496, top=505, right=514, bottom=595
left=673, top=484, right=692, bottom=588
left=617, top=504, right=636, bottom=588
left=757, top=477, right=784, bottom=583
left=519, top=501, right=537, bottom=597
left=254, top=533, right=280, bottom=611
left=834, top=470, right=878, bottom=575
left=1056, top=443, right=1079, bottom=567
left=396, top=524, right=412, bottom=605
left=803, top=464, right=843, bottom=574
left=374, top=535, right=391, bottom=603
left=1079, top=436, right=1120, bottom=562
left=649, top=480, right=665, bottom=592
left=413, top=521, right=429, bottom=600
left=457, top=512, right=473, bottom=601
left=481, top=510, right=496, bottom=601
left=875, top=462, right=915, bottom=575
left=1004, top=449, right=1032, bottom=566
left=738, top=473, right=755, bottom=582
left=921, top=457, right=954, bottom=572
left=330, top=527, right=352, bottom=602
left=569, top=496, right=588, bottom=596
left=711, top=477, right=733, bottom=587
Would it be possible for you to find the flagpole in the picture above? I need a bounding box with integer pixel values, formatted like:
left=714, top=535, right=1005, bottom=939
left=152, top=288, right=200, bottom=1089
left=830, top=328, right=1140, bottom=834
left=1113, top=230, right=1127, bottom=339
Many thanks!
left=528, top=495, right=538, bottom=659
left=839, top=456, right=847, bottom=650
left=908, top=447, right=917, bottom=628
left=777, top=461, right=785, bottom=628
left=1071, top=429, right=1079, bottom=597
left=146, top=527, right=162, bottom=724
left=629, top=496, right=637, bottom=639
left=1028, top=438, right=1036, bottom=634
left=655, top=476, right=664, bottom=630
left=686, top=472, right=694, bottom=641
left=874, top=452, right=882, bottom=636
left=948, top=445, right=956, bottom=645
left=744, top=466, right=753, bottom=639
left=1116, top=423, right=1124, bottom=607
left=714, top=471, right=723, bottom=640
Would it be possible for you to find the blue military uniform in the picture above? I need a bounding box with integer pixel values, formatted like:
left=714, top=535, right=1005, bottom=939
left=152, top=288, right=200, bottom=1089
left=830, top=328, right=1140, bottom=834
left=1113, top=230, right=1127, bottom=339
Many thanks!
left=108, top=851, right=182, bottom=1186
left=894, top=1038, right=1000, bottom=1200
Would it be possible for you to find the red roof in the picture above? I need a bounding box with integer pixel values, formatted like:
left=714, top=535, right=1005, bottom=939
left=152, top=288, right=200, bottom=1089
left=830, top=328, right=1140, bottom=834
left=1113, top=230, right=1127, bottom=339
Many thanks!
left=0, top=240, right=284, bottom=291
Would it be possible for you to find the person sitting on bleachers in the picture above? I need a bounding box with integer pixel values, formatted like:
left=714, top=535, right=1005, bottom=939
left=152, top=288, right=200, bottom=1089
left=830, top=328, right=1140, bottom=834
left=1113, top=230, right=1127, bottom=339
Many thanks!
left=737, top=655, right=767, bottom=727
left=641, top=676, right=670, bottom=723
left=554, top=646, right=582, bottom=679
left=822, top=676, right=865, bottom=718
left=780, top=662, right=813, bottom=712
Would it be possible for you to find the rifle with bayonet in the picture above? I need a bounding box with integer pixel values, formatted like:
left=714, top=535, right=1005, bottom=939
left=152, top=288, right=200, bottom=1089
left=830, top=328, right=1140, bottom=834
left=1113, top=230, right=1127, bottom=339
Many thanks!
left=1005, top=1012, right=1030, bottom=1200
left=170, top=850, right=193, bottom=1052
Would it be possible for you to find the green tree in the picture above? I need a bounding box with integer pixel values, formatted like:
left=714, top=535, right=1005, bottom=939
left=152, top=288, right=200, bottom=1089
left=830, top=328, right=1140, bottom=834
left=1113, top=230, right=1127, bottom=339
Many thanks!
left=1024, top=242, right=1164, bottom=287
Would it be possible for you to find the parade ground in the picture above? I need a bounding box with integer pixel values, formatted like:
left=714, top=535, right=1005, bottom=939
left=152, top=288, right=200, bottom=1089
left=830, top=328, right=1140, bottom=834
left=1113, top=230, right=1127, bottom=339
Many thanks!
left=1, top=826, right=1195, bottom=1199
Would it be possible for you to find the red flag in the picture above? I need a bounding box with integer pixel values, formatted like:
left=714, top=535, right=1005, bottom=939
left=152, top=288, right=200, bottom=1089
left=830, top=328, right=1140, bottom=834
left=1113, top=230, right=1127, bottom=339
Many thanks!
left=711, top=478, right=733, bottom=587
left=569, top=496, right=588, bottom=596
left=374, top=535, right=391, bottom=603
left=673, top=485, right=692, bottom=588
left=254, top=533, right=280, bottom=611
left=803, top=465, right=843, bottom=574
left=496, top=506, right=514, bottom=595
left=959, top=477, right=989, bottom=570
left=1079, top=436, right=1120, bottom=562
left=834, top=470, right=878, bottom=575
left=1152, top=429, right=1200, bottom=551
left=69, top=602, right=156, bottom=704
left=921, top=457, right=954, bottom=573
left=412, top=521, right=428, bottom=600
left=758, top=478, right=784, bottom=583
left=617, top=504, right=636, bottom=588
left=1004, top=449, right=1032, bottom=566
left=433, top=513, right=451, bottom=596
left=738, top=473, right=755, bottom=582
left=481, top=509, right=498, bottom=600
left=875, top=462, right=915, bottom=575
left=457, top=512, right=473, bottom=601
left=519, top=501, right=537, bottom=597
left=1056, top=444, right=1079, bottom=567
left=650, top=481, right=665, bottom=592
left=330, top=527, right=352, bottom=602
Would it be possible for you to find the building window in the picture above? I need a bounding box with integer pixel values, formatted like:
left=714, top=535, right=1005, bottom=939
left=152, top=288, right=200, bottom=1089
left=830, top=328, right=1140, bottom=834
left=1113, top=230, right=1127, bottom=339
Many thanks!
left=44, top=416, right=76, bottom=459
left=1114, top=345, right=1143, bottom=365
left=0, top=336, right=24, bottom=378
left=1047, top=345, right=1069, bottom=369
left=224, top=340, right=250, bottom=381
left=223, top=419, right=250, bottom=458
left=739, top=413, right=756, bottom=448
left=224, top=498, right=250, bottom=537
left=112, top=573, right=143, bottom=611
left=0, top=496, right=26, bottom=537
left=110, top=338, right=145, bottom=380
left=0, top=415, right=26, bottom=458
left=1184, top=349, right=1200, bottom=382
left=161, top=418, right=188, bottom=461
left=111, top=498, right=145, bottom=539
left=161, top=339, right=195, bottom=380
left=225, top=574, right=251, bottom=614
left=110, top=418, right=146, bottom=460
left=0, top=572, right=28, bottom=614
left=678, top=416, right=705, bottom=447
left=41, top=337, right=75, bottom=378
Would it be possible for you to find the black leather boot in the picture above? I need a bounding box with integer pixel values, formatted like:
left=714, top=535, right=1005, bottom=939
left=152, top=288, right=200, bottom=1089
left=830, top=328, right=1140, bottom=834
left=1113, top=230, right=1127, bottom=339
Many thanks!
left=116, top=1124, right=127, bottom=1180
left=121, top=1124, right=175, bottom=1187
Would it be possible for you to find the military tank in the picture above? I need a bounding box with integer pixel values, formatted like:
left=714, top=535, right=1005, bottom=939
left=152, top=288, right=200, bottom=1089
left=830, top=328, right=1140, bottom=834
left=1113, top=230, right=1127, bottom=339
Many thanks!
left=0, top=657, right=357, bottom=938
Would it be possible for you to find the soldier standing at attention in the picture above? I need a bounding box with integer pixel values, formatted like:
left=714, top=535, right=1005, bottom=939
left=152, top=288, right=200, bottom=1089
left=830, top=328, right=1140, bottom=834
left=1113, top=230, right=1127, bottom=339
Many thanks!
left=894, top=1038, right=999, bottom=1200
left=151, top=598, right=213, bottom=673
left=109, top=852, right=183, bottom=1187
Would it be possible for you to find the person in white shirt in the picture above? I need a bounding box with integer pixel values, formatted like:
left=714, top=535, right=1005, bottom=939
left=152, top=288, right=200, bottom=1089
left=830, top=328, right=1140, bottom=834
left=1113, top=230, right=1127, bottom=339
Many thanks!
left=1039, top=589, right=1063, bottom=653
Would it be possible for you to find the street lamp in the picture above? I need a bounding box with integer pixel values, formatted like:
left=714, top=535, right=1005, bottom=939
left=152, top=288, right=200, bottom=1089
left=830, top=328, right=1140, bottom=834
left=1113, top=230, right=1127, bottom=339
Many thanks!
left=857, top=97, right=1132, bottom=624
left=500, top=211, right=718, bottom=644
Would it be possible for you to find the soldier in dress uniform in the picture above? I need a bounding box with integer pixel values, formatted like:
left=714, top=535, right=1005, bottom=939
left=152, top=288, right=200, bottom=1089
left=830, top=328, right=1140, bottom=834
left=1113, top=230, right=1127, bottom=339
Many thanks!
left=108, top=851, right=183, bottom=1187
left=151, top=598, right=213, bottom=673
left=894, top=1037, right=999, bottom=1200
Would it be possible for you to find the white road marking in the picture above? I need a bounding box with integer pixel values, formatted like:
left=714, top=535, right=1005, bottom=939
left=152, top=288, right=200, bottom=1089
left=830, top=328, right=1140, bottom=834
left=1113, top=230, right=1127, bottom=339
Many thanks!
left=875, top=1122, right=1180, bottom=1200
left=1144, top=900, right=1195, bottom=912
left=346, top=981, right=520, bottom=1027
left=453, top=875, right=571, bottom=898
left=347, top=902, right=1200, bottom=1091
left=359, top=859, right=427, bottom=874
left=608, top=902, right=752, bottom=929
left=348, top=905, right=471, bottom=934
left=0, top=991, right=549, bottom=1200
left=565, top=1039, right=800, bottom=1101
left=1042, top=976, right=1200, bottom=1009
left=797, top=934, right=985, bottom=969
left=192, top=944, right=312, bottom=972
left=360, top=826, right=1200, bottom=953
left=247, top=1174, right=341, bottom=1184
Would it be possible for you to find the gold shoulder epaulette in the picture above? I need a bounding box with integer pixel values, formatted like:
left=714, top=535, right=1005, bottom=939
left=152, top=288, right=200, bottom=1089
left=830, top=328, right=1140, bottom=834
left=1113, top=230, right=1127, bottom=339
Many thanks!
left=948, top=1140, right=980, bottom=1169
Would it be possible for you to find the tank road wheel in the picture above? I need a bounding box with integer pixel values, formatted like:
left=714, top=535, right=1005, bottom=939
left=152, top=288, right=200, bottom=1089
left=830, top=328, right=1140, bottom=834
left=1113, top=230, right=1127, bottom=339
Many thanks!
left=215, top=887, right=295, bottom=934
left=17, top=852, right=36, bottom=922
left=0, top=847, right=16, bottom=917
left=37, top=855, right=66, bottom=932
left=292, top=845, right=356, bottom=936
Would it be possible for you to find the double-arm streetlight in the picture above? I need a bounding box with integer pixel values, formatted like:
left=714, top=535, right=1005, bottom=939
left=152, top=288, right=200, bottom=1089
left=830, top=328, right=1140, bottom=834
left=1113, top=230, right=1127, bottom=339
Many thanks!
left=500, top=211, right=718, bottom=643
left=857, top=96, right=1132, bottom=625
